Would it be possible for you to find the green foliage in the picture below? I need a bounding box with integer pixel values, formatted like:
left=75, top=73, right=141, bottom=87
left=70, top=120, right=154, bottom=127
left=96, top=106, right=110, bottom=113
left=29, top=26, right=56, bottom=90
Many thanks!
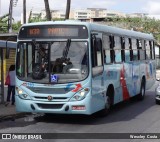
left=29, top=18, right=47, bottom=23
left=52, top=18, right=65, bottom=21
left=0, top=14, right=21, bottom=33
left=0, top=13, right=9, bottom=33
left=12, top=21, right=21, bottom=32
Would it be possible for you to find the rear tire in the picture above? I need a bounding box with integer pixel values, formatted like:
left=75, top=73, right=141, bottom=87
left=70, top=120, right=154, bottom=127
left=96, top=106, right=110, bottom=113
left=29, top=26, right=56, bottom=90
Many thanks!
left=137, top=79, right=145, bottom=100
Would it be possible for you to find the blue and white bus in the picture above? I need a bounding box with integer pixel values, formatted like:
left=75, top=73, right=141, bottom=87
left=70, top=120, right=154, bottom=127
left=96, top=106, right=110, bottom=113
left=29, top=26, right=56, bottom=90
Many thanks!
left=15, top=21, right=156, bottom=115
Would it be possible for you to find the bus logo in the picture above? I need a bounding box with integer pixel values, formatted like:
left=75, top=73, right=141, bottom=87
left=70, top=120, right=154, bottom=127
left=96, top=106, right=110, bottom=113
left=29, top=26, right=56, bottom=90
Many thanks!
left=47, top=96, right=53, bottom=101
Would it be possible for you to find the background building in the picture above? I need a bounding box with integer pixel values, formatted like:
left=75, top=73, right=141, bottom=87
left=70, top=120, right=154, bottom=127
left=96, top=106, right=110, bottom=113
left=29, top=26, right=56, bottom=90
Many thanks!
left=41, top=10, right=65, bottom=19
left=21, top=8, right=149, bottom=23
left=106, top=10, right=126, bottom=18
left=127, top=13, right=148, bottom=18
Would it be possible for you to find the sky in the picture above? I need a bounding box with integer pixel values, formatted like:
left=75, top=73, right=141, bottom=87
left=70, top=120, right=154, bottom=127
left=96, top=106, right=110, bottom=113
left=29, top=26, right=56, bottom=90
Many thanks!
left=1, top=0, right=160, bottom=21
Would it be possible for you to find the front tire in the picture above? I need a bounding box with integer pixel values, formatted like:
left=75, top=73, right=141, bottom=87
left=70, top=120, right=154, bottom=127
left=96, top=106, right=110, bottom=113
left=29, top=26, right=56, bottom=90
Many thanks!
left=98, top=95, right=112, bottom=117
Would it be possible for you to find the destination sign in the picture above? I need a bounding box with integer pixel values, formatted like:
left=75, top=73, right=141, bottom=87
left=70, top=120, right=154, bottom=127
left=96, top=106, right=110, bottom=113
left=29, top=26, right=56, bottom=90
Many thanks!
left=18, top=25, right=88, bottom=39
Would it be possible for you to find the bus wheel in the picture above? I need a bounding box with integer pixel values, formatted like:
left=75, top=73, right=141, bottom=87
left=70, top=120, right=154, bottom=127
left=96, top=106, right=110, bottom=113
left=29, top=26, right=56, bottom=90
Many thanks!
left=99, top=95, right=111, bottom=117
left=137, top=79, right=145, bottom=100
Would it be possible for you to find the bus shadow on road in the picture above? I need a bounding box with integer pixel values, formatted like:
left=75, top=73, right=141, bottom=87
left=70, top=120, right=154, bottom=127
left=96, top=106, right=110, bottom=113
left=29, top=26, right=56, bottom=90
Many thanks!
left=33, top=91, right=156, bottom=125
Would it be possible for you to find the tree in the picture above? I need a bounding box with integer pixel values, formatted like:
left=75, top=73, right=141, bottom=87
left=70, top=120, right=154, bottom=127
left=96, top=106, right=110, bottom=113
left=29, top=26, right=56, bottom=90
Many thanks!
left=65, top=0, right=71, bottom=19
left=29, top=13, right=46, bottom=23
left=12, top=21, right=21, bottom=32
left=0, top=14, right=9, bottom=33
left=28, top=9, right=32, bottom=23
left=44, top=0, right=51, bottom=21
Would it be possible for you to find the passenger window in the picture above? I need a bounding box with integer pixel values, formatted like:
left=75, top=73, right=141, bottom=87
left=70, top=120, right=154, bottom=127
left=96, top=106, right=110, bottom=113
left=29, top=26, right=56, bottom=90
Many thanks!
left=114, top=36, right=122, bottom=62
left=91, top=33, right=103, bottom=77
left=91, top=35, right=103, bottom=67
left=150, top=41, right=155, bottom=59
left=115, top=50, right=122, bottom=62
left=138, top=39, right=145, bottom=60
left=97, top=49, right=102, bottom=66
left=152, top=42, right=155, bottom=59
left=103, top=35, right=111, bottom=64
left=146, top=41, right=151, bottom=59
left=124, top=38, right=130, bottom=62
left=132, top=39, right=138, bottom=61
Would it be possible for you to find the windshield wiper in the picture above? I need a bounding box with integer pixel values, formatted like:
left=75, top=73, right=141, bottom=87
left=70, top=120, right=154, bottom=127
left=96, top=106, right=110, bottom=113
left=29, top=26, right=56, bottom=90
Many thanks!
left=63, top=39, right=71, bottom=58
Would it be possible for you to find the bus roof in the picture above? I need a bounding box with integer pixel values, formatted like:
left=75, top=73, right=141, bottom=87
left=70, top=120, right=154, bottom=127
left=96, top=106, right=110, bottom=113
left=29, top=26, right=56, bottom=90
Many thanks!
left=21, top=21, right=154, bottom=40
left=0, top=40, right=17, bottom=49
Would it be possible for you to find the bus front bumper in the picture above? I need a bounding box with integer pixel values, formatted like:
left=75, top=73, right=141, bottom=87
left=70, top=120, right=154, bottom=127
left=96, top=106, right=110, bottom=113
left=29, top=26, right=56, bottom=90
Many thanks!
left=15, top=95, right=92, bottom=115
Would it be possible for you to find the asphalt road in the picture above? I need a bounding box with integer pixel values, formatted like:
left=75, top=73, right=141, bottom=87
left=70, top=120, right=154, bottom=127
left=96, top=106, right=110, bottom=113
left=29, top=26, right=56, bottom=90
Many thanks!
left=0, top=82, right=160, bottom=142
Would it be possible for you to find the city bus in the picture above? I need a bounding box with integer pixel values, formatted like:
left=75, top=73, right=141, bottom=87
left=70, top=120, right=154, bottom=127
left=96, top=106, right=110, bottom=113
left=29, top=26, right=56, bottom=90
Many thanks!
left=14, top=21, right=156, bottom=116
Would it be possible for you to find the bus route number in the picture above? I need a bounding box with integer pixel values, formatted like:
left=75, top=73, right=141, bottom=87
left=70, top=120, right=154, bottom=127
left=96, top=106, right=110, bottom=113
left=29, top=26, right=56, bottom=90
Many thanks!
left=29, top=28, right=40, bottom=35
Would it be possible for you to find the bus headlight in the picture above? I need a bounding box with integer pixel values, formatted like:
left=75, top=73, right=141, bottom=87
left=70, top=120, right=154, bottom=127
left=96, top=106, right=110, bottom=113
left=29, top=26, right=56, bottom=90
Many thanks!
left=70, top=88, right=89, bottom=101
left=16, top=87, right=31, bottom=100
left=18, top=89, right=23, bottom=95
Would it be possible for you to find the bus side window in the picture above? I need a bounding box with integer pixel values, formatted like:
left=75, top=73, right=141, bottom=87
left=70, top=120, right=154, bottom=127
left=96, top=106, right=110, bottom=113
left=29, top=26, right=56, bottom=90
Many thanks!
left=103, top=35, right=111, bottom=64
left=96, top=39, right=103, bottom=66
left=91, top=35, right=103, bottom=76
left=124, top=37, right=130, bottom=62
left=132, top=39, right=138, bottom=61
left=150, top=41, right=155, bottom=59
left=138, top=39, right=145, bottom=60
left=91, top=36, right=103, bottom=67
left=121, top=37, right=125, bottom=62
left=146, top=41, right=151, bottom=60
left=153, top=41, right=155, bottom=59
left=17, top=43, right=26, bottom=77
left=114, top=36, right=122, bottom=63
left=129, top=38, right=133, bottom=61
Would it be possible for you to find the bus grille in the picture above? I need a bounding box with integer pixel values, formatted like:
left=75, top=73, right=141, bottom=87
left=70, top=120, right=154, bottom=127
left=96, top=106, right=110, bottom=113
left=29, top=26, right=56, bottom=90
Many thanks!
left=27, top=87, right=74, bottom=94
left=33, top=96, right=69, bottom=102
left=37, top=103, right=63, bottom=109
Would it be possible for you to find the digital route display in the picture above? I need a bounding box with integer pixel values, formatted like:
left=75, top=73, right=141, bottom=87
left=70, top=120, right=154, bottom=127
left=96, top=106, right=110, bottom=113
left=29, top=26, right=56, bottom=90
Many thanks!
left=18, top=25, right=88, bottom=39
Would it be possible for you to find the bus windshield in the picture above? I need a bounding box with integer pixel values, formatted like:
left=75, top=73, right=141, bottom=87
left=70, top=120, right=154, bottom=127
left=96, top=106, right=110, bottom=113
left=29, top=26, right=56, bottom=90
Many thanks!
left=16, top=41, right=89, bottom=84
